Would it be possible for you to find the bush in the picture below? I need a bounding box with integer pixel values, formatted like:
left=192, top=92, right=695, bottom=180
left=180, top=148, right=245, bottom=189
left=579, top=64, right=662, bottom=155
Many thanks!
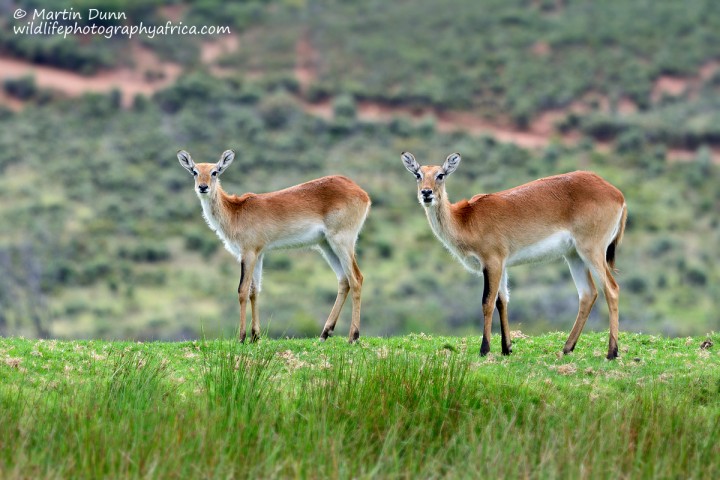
left=119, top=242, right=171, bottom=263
left=616, top=129, right=647, bottom=153
left=624, top=276, right=648, bottom=294
left=257, top=90, right=299, bottom=129
left=154, top=73, right=231, bottom=113
left=332, top=94, right=357, bottom=120
left=685, top=267, right=707, bottom=287
left=184, top=230, right=219, bottom=259
left=3, top=75, right=37, bottom=100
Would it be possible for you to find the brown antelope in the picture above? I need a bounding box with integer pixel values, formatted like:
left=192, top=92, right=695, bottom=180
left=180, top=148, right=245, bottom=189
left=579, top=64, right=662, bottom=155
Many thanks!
left=402, top=152, right=627, bottom=359
left=178, top=149, right=370, bottom=343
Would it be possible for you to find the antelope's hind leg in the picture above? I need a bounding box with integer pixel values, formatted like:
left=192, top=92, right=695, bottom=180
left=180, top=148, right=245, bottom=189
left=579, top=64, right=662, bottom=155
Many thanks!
left=599, top=263, right=620, bottom=360
left=562, top=254, right=598, bottom=355
left=249, top=254, right=264, bottom=343
left=574, top=248, right=620, bottom=360
left=237, top=253, right=259, bottom=343
left=497, top=269, right=512, bottom=355
left=325, top=236, right=363, bottom=343
left=317, top=242, right=350, bottom=341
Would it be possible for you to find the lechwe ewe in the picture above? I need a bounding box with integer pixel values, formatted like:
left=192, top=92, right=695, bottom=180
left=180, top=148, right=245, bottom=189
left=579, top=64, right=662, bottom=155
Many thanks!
left=178, top=150, right=371, bottom=343
left=401, top=152, right=627, bottom=359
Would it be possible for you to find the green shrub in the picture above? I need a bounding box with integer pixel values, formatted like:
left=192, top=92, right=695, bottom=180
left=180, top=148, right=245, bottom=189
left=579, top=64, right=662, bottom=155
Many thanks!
left=3, top=75, right=37, bottom=100
left=332, top=94, right=357, bottom=120
left=184, top=230, right=219, bottom=259
left=257, top=90, right=299, bottom=129
left=119, top=242, right=171, bottom=263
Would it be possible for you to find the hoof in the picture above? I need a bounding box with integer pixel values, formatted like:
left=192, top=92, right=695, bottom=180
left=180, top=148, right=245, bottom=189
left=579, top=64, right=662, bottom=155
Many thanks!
left=250, top=332, right=260, bottom=343
left=501, top=346, right=513, bottom=356
left=348, top=330, right=360, bottom=343
left=607, top=343, right=618, bottom=360
left=480, top=337, right=490, bottom=356
left=239, top=333, right=247, bottom=344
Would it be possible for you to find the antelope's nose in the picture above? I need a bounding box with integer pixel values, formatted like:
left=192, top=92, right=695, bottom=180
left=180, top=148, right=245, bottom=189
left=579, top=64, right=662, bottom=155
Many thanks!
left=421, top=189, right=433, bottom=198
left=198, top=184, right=209, bottom=193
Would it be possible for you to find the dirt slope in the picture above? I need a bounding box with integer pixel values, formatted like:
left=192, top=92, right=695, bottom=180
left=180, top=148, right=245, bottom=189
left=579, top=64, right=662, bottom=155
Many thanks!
left=0, top=34, right=717, bottom=162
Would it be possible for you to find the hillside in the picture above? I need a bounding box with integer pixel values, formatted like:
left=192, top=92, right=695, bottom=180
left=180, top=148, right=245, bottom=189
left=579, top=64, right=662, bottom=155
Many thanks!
left=0, top=0, right=718, bottom=340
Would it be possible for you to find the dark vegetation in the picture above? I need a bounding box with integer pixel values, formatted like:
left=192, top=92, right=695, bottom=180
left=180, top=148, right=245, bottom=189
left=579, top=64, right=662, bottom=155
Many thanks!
left=0, top=72, right=717, bottom=340
left=0, top=0, right=718, bottom=340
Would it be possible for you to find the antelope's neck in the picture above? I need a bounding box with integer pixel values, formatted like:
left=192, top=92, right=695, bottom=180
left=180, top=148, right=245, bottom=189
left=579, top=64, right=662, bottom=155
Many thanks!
left=425, top=194, right=486, bottom=273
left=199, top=185, right=227, bottom=234
left=199, top=184, right=244, bottom=260
left=425, top=195, right=458, bottom=247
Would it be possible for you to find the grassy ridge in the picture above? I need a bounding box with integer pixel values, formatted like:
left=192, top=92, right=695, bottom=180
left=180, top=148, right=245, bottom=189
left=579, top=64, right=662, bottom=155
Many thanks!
left=1, top=332, right=718, bottom=478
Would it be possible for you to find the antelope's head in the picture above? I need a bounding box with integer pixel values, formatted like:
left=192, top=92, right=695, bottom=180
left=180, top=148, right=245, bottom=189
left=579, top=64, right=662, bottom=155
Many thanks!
left=401, top=152, right=461, bottom=207
left=177, top=150, right=235, bottom=197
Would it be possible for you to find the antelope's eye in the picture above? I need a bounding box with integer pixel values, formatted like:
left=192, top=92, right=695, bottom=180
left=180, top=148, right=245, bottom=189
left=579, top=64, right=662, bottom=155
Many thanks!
left=436, top=173, right=445, bottom=180
left=211, top=171, right=218, bottom=177
left=415, top=173, right=421, bottom=180
left=192, top=170, right=198, bottom=176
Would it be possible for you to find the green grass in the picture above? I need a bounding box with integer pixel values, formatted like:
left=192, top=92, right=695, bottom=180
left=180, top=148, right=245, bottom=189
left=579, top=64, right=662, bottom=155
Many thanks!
left=1, top=332, right=719, bottom=478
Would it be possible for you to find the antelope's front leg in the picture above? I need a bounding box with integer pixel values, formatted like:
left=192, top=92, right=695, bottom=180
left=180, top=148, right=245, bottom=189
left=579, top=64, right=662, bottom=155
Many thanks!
left=480, top=265, right=502, bottom=356
left=237, top=253, right=258, bottom=343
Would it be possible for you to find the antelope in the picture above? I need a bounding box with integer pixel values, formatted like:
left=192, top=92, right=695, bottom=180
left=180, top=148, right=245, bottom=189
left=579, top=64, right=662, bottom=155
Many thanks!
left=178, top=149, right=370, bottom=343
left=401, top=152, right=627, bottom=360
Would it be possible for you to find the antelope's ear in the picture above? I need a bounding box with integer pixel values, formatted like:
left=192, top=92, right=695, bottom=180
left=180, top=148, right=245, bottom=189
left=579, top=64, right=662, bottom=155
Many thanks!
left=177, top=150, right=195, bottom=174
left=401, top=152, right=421, bottom=176
left=442, top=152, right=461, bottom=176
left=215, top=149, right=235, bottom=175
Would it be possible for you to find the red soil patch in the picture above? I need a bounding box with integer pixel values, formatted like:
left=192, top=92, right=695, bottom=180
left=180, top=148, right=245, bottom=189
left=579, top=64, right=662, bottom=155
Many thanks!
left=652, top=76, right=689, bottom=101
left=159, top=4, right=186, bottom=22
left=0, top=43, right=180, bottom=108
left=651, top=60, right=720, bottom=102
left=201, top=34, right=239, bottom=65
left=295, top=33, right=320, bottom=93
left=0, top=32, right=240, bottom=107
left=298, top=98, right=569, bottom=150
left=530, top=41, right=551, bottom=57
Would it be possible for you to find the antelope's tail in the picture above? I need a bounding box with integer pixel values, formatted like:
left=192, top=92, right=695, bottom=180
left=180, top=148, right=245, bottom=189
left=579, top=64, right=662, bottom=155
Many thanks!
left=606, top=203, right=627, bottom=271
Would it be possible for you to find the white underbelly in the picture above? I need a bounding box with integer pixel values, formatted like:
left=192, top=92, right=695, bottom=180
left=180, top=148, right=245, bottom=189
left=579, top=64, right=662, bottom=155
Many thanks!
left=266, top=225, right=325, bottom=250
left=459, top=253, right=484, bottom=273
left=506, top=231, right=575, bottom=267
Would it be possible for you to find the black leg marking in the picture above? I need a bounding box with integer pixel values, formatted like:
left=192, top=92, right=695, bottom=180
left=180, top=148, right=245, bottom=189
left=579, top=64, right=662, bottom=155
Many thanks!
left=237, top=262, right=245, bottom=293
left=480, top=336, right=490, bottom=356
left=481, top=268, right=490, bottom=305
left=607, top=345, right=618, bottom=360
